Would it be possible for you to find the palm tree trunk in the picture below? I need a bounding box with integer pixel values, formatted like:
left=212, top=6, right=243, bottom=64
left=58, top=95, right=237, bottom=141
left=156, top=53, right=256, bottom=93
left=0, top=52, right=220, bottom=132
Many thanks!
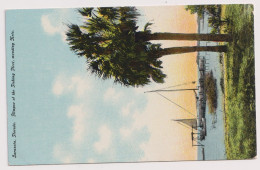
left=159, top=46, right=227, bottom=56
left=136, top=32, right=232, bottom=42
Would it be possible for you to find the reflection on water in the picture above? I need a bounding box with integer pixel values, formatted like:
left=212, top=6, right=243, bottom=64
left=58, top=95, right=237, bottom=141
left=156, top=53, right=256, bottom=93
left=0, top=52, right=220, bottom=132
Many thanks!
left=197, top=14, right=226, bottom=160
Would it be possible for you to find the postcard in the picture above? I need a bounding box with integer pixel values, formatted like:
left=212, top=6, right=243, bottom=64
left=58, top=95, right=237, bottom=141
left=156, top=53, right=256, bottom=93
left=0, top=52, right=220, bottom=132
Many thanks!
left=6, top=4, right=256, bottom=165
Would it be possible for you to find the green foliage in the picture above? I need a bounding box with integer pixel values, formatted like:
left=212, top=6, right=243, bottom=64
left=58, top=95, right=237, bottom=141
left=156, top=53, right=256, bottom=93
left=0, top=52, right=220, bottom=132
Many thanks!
left=186, top=5, right=221, bottom=18
left=187, top=3, right=256, bottom=159
left=185, top=5, right=206, bottom=18
left=186, top=5, right=229, bottom=34
left=66, top=7, right=166, bottom=87
left=223, top=4, right=256, bottom=159
left=205, top=71, right=217, bottom=114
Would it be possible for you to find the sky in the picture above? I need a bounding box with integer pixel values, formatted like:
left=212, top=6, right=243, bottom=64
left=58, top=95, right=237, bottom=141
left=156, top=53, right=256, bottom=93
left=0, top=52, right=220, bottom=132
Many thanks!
left=6, top=6, right=198, bottom=165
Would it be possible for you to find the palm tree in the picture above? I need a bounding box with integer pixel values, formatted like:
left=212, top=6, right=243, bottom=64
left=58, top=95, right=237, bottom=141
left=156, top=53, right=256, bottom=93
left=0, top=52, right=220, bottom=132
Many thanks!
left=66, top=7, right=231, bottom=87
left=67, top=22, right=166, bottom=87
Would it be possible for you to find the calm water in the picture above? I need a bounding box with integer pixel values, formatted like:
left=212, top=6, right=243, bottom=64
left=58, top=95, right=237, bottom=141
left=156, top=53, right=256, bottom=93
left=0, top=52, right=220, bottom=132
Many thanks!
left=197, top=14, right=226, bottom=160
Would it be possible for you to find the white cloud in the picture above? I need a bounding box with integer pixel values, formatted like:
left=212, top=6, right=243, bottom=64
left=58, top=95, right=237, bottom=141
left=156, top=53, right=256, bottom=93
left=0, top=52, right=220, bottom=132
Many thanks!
left=69, top=75, right=92, bottom=97
left=121, top=101, right=134, bottom=116
left=41, top=9, right=72, bottom=42
left=103, top=88, right=122, bottom=104
left=94, top=125, right=112, bottom=153
left=52, top=74, right=92, bottom=97
left=51, top=73, right=95, bottom=162
left=52, top=78, right=64, bottom=96
left=87, top=158, right=95, bottom=163
left=119, top=110, right=143, bottom=140
left=53, top=144, right=74, bottom=163
left=67, top=104, right=90, bottom=145
left=119, top=127, right=132, bottom=139
left=41, top=15, right=60, bottom=35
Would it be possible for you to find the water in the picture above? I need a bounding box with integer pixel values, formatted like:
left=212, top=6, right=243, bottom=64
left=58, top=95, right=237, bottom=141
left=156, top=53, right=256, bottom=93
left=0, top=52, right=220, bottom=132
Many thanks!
left=197, top=14, right=226, bottom=160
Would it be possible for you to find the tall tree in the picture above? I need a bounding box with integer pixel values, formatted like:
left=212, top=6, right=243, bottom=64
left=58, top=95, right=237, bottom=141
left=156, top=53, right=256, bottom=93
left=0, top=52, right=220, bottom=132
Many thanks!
left=66, top=7, right=231, bottom=87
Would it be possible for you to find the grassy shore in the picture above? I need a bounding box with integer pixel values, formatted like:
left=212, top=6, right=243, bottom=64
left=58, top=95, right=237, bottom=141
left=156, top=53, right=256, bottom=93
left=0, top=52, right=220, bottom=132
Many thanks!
left=221, top=4, right=256, bottom=159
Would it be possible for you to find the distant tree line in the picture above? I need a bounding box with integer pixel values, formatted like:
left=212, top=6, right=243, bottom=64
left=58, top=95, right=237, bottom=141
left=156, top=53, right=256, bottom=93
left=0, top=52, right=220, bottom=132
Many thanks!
left=186, top=5, right=230, bottom=34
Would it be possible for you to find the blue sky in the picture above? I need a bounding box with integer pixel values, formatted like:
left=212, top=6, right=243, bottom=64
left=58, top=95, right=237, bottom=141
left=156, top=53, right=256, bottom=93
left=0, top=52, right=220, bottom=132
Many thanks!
left=6, top=7, right=198, bottom=165
left=6, top=8, right=152, bottom=165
